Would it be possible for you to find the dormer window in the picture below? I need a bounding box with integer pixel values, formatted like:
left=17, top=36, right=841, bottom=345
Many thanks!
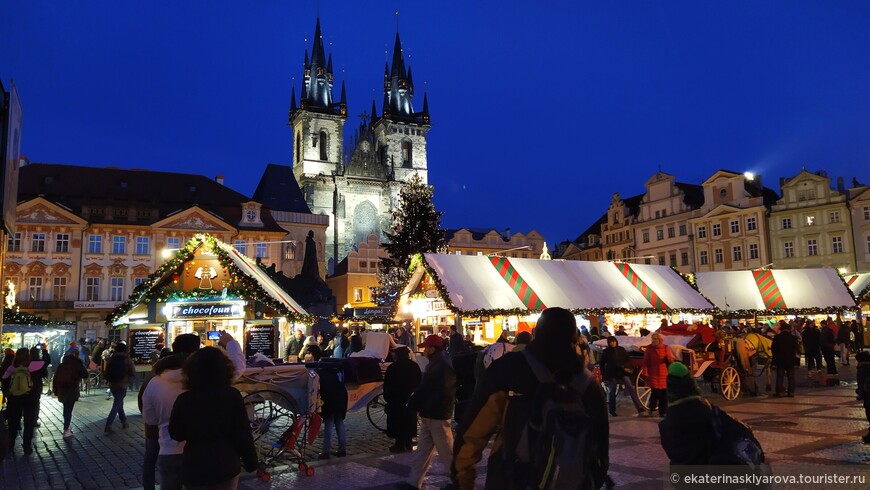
left=246, top=210, right=256, bottom=222
left=719, top=189, right=727, bottom=198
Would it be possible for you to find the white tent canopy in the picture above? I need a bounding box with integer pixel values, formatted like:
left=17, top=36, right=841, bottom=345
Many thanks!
left=410, top=253, right=713, bottom=313
left=695, top=268, right=856, bottom=312
left=846, top=273, right=870, bottom=301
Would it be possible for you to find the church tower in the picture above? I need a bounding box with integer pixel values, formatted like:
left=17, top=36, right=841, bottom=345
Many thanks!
left=372, top=30, right=431, bottom=185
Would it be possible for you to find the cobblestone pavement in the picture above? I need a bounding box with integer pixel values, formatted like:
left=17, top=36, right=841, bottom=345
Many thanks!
left=2, top=363, right=868, bottom=489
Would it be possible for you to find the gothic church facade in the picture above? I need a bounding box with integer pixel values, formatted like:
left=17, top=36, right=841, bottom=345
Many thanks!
left=289, top=18, right=431, bottom=273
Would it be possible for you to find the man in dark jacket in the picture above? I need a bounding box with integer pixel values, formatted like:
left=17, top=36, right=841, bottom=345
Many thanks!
left=285, top=329, right=305, bottom=359
left=837, top=322, right=852, bottom=366
left=384, top=346, right=422, bottom=453
left=600, top=336, right=645, bottom=416
left=855, top=351, right=870, bottom=444
left=403, top=334, right=456, bottom=489
left=820, top=320, right=838, bottom=375
left=453, top=307, right=609, bottom=490
left=659, top=361, right=715, bottom=465
left=771, top=324, right=799, bottom=397
left=801, top=320, right=822, bottom=372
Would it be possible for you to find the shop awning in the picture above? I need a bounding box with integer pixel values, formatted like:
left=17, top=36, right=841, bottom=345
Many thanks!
left=404, top=253, right=713, bottom=315
left=694, top=268, right=857, bottom=314
left=846, top=273, right=870, bottom=301
left=215, top=241, right=307, bottom=314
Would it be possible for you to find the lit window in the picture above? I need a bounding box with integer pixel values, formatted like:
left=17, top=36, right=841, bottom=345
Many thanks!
left=112, top=235, right=126, bottom=254
left=31, top=233, right=46, bottom=252
left=806, top=215, right=815, bottom=226
left=454, top=250, right=462, bottom=255
left=255, top=243, right=267, bottom=258
left=714, top=249, right=723, bottom=263
left=55, top=233, right=70, bottom=253
left=353, top=288, right=364, bottom=303
left=284, top=242, right=297, bottom=260
left=476, top=251, right=483, bottom=256
left=110, top=277, right=125, bottom=301
left=88, top=235, right=102, bottom=254
left=749, top=243, right=758, bottom=259
left=401, top=140, right=413, bottom=167
left=699, top=251, right=708, bottom=265
left=832, top=236, right=843, bottom=254
left=136, top=237, right=150, bottom=255
left=784, top=242, right=794, bottom=258
left=807, top=239, right=818, bottom=256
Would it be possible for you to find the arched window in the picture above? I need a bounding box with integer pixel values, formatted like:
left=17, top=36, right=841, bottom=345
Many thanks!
left=319, top=131, right=328, bottom=160
left=401, top=140, right=412, bottom=167
left=296, top=132, right=302, bottom=163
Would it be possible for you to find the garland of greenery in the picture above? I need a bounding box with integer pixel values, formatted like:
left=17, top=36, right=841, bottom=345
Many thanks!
left=858, top=283, right=870, bottom=303
left=106, top=234, right=314, bottom=327
left=3, top=307, right=76, bottom=326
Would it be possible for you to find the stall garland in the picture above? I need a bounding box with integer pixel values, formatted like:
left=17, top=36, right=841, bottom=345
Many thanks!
left=414, top=254, right=715, bottom=318
left=859, top=283, right=870, bottom=303
left=3, top=307, right=75, bottom=326
left=106, top=234, right=314, bottom=327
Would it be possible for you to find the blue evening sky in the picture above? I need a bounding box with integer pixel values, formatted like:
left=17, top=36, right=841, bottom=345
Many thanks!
left=2, top=1, right=868, bottom=246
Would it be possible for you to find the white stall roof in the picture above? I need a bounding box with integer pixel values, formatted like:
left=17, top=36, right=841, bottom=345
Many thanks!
left=695, top=268, right=857, bottom=312
left=413, top=254, right=713, bottom=313
left=846, top=273, right=870, bottom=301
left=216, top=240, right=307, bottom=314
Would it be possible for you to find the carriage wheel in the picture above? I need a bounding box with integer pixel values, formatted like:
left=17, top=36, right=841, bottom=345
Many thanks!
left=366, top=393, right=388, bottom=433
left=243, top=390, right=299, bottom=464
left=634, top=370, right=652, bottom=411
left=720, top=366, right=741, bottom=400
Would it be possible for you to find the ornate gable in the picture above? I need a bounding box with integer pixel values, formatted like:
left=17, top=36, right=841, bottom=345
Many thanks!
left=132, top=264, right=151, bottom=277
left=5, top=263, right=22, bottom=276
left=154, top=207, right=235, bottom=233
left=109, top=259, right=128, bottom=277
left=27, top=261, right=47, bottom=276
left=51, top=263, right=71, bottom=276
left=84, top=263, right=103, bottom=276
left=16, top=197, right=85, bottom=225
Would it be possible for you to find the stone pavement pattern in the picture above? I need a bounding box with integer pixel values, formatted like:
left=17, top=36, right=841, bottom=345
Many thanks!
left=1, top=365, right=868, bottom=489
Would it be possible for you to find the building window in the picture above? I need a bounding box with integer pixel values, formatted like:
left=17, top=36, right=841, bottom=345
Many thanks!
left=319, top=131, right=328, bottom=160
left=732, top=246, right=742, bottom=261
left=749, top=243, right=759, bottom=259
left=714, top=248, right=723, bottom=263
left=807, top=239, right=818, bottom=256
left=284, top=242, right=297, bottom=260
left=699, top=251, right=708, bottom=265
left=110, top=277, right=125, bottom=301
left=85, top=277, right=100, bottom=301
left=867, top=235, right=870, bottom=253
left=255, top=243, right=267, bottom=258
left=454, top=250, right=462, bottom=255
left=730, top=220, right=739, bottom=234
left=681, top=251, right=689, bottom=265
left=369, top=261, right=378, bottom=269
left=112, top=235, right=126, bottom=254
left=476, top=251, right=483, bottom=256
left=667, top=227, right=675, bottom=238
left=644, top=258, right=652, bottom=265
left=55, top=233, right=70, bottom=253
left=806, top=215, right=815, bottom=226
left=642, top=231, right=649, bottom=243
left=31, top=233, right=46, bottom=252
left=656, top=229, right=664, bottom=240
left=353, top=288, right=364, bottom=303
left=7, top=232, right=21, bottom=252
left=28, top=277, right=43, bottom=301
left=52, top=277, right=67, bottom=301
left=88, top=235, right=102, bottom=254
left=134, top=277, right=147, bottom=288
left=719, top=189, right=727, bottom=198
left=782, top=218, right=791, bottom=229
left=655, top=210, right=661, bottom=219
left=697, top=226, right=706, bottom=239
left=679, top=224, right=687, bottom=236
left=746, top=217, right=757, bottom=231
left=669, top=254, right=677, bottom=267
left=864, top=206, right=870, bottom=220
left=401, top=140, right=413, bottom=167
left=829, top=211, right=840, bottom=224
left=658, top=254, right=665, bottom=266
left=135, top=237, right=149, bottom=255
left=832, top=236, right=843, bottom=254
left=712, top=224, right=721, bottom=237
left=234, top=240, right=246, bottom=255
left=618, top=231, right=624, bottom=241
left=784, top=241, right=794, bottom=258
left=296, top=132, right=302, bottom=163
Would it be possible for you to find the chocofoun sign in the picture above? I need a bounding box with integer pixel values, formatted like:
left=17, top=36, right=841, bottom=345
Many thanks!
left=166, top=301, right=245, bottom=320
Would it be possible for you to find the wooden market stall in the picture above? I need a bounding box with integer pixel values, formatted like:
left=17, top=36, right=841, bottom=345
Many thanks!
left=399, top=253, right=715, bottom=344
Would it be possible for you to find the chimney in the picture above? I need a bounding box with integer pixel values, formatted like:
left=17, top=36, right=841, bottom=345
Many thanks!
left=215, top=175, right=224, bottom=185
left=836, top=176, right=844, bottom=193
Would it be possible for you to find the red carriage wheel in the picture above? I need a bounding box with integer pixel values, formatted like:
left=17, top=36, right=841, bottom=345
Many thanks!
left=298, top=463, right=308, bottom=472
left=306, top=467, right=315, bottom=477
left=261, top=473, right=271, bottom=482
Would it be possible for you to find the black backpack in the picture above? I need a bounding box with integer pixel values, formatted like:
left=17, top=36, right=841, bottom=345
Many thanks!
left=510, top=349, right=598, bottom=490
left=709, top=405, right=765, bottom=465
left=105, top=355, right=126, bottom=383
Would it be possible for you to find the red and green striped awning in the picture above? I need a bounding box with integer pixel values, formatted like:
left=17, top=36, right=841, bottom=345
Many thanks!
left=613, top=262, right=669, bottom=310
left=489, top=256, right=547, bottom=310
left=751, top=269, right=787, bottom=310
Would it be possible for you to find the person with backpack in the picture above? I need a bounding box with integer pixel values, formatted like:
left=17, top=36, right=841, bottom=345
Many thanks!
left=2, top=347, right=47, bottom=454
left=401, top=334, right=457, bottom=489
left=856, top=351, right=870, bottom=444
left=52, top=351, right=89, bottom=438
left=0, top=348, right=15, bottom=406
left=104, top=342, right=136, bottom=434
left=453, top=307, right=609, bottom=490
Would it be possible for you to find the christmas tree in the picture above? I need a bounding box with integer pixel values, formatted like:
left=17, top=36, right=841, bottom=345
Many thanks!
left=373, top=174, right=446, bottom=306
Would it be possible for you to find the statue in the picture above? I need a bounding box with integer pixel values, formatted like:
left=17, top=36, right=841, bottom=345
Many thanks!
left=300, top=230, right=319, bottom=280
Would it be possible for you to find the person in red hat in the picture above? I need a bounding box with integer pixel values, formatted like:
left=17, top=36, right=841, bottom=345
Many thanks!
left=399, top=334, right=456, bottom=489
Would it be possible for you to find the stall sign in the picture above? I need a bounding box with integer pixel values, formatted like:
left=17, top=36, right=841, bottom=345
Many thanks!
left=352, top=307, right=392, bottom=317
left=165, top=301, right=245, bottom=320
left=128, top=326, right=165, bottom=365
left=244, top=323, right=276, bottom=358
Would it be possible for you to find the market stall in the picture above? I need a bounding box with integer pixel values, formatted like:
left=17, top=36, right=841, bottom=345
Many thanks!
left=399, top=253, right=715, bottom=343
left=107, top=234, right=312, bottom=365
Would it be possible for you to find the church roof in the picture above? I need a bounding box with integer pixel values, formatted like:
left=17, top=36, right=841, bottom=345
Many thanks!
left=252, top=163, right=312, bottom=213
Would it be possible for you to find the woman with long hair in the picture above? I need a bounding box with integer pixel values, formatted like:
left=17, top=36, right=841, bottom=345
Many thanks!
left=169, top=347, right=257, bottom=489
left=2, top=347, right=47, bottom=454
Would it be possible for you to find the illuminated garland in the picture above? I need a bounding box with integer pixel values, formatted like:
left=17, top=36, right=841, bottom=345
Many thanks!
left=3, top=307, right=76, bottom=326
left=106, top=234, right=314, bottom=327
left=858, top=284, right=870, bottom=303
left=837, top=272, right=861, bottom=304
left=716, top=306, right=858, bottom=317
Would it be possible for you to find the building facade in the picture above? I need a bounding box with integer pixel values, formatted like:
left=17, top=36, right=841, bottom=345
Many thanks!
left=5, top=163, right=326, bottom=339
left=634, top=172, right=703, bottom=273
left=849, top=183, right=870, bottom=273
left=689, top=170, right=778, bottom=272
left=769, top=170, right=855, bottom=272
left=600, top=193, right=642, bottom=261
left=290, top=18, right=431, bottom=273
left=445, top=228, right=546, bottom=258
left=325, top=233, right=386, bottom=312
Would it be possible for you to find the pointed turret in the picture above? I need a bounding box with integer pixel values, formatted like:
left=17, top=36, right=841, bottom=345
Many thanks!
left=339, top=80, right=347, bottom=116
left=407, top=66, right=414, bottom=95
left=296, top=17, right=341, bottom=114
left=382, top=28, right=414, bottom=118
left=421, top=91, right=429, bottom=124
left=371, top=99, right=378, bottom=125
left=327, top=53, right=333, bottom=76
left=289, top=86, right=297, bottom=113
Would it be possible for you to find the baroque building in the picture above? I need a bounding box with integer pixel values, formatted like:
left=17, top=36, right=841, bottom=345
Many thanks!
left=445, top=228, right=546, bottom=258
left=768, top=170, right=855, bottom=272
left=635, top=172, right=703, bottom=273
left=600, top=193, right=643, bottom=261
left=289, top=18, right=431, bottom=273
left=848, top=182, right=870, bottom=273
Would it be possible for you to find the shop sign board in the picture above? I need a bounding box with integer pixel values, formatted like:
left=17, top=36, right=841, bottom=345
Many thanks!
left=128, top=326, right=165, bottom=365
left=165, top=301, right=245, bottom=320
left=352, top=307, right=392, bottom=317
left=244, top=323, right=276, bottom=358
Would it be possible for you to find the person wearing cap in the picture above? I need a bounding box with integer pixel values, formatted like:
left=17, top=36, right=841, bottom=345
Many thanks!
left=401, top=334, right=456, bottom=489
left=658, top=361, right=716, bottom=465
left=771, top=323, right=799, bottom=397
left=453, top=307, right=609, bottom=490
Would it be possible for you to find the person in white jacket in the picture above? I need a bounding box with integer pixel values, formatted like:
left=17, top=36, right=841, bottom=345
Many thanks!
left=141, top=331, right=245, bottom=490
